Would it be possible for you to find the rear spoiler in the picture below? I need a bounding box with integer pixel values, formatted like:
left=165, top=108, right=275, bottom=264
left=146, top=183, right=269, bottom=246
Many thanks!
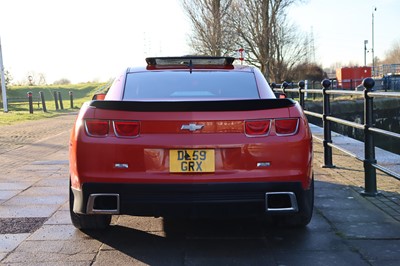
left=89, top=99, right=296, bottom=112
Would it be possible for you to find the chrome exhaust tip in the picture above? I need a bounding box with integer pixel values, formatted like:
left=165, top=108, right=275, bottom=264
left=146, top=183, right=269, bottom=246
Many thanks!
left=87, top=194, right=120, bottom=214
left=265, top=192, right=298, bottom=213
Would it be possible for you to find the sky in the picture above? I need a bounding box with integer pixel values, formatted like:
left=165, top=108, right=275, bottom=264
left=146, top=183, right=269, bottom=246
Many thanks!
left=288, top=0, right=400, bottom=69
left=0, top=0, right=191, bottom=84
left=0, top=0, right=399, bottom=84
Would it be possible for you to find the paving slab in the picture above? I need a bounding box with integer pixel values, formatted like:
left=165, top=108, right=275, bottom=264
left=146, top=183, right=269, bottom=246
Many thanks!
left=184, top=239, right=274, bottom=265
left=273, top=250, right=370, bottom=266
left=0, top=234, right=30, bottom=253
left=27, top=224, right=90, bottom=241
left=348, top=239, right=400, bottom=264
left=0, top=190, right=20, bottom=203
left=0, top=204, right=60, bottom=218
left=44, top=210, right=72, bottom=225
left=3, top=237, right=101, bottom=264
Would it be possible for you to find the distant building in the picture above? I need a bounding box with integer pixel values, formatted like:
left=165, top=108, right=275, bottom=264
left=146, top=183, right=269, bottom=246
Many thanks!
left=374, top=64, right=400, bottom=77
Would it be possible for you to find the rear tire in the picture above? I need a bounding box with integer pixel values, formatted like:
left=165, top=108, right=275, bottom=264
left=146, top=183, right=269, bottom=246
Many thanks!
left=268, top=177, right=314, bottom=227
left=69, top=180, right=111, bottom=230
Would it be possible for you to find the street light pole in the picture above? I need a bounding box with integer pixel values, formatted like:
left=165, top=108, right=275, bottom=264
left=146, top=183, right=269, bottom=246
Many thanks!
left=364, top=40, right=368, bottom=67
left=0, top=36, right=8, bottom=113
left=372, top=7, right=377, bottom=76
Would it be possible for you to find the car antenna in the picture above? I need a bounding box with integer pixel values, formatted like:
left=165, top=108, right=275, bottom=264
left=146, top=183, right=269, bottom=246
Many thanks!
left=189, top=59, right=193, bottom=74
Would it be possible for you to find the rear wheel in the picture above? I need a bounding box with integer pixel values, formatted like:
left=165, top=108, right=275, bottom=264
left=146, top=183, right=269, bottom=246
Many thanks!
left=69, top=180, right=111, bottom=230
left=268, top=177, right=314, bottom=227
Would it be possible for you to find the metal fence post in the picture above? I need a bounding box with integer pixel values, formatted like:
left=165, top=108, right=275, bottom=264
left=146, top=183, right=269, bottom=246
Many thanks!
left=27, top=91, right=33, bottom=114
left=57, top=91, right=64, bottom=110
left=321, top=79, right=335, bottom=168
left=298, top=80, right=305, bottom=109
left=39, top=91, right=47, bottom=112
left=361, top=77, right=379, bottom=196
left=53, top=91, right=59, bottom=110
left=69, top=91, right=74, bottom=109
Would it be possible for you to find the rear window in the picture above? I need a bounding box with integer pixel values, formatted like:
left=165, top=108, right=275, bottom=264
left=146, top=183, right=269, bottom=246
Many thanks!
left=123, top=71, right=260, bottom=100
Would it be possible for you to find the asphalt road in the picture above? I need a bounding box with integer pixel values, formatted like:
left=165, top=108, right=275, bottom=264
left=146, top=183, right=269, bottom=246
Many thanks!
left=1, top=112, right=400, bottom=265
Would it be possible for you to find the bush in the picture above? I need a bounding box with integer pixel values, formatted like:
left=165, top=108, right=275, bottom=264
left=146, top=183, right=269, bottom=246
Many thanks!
left=53, top=78, right=71, bottom=85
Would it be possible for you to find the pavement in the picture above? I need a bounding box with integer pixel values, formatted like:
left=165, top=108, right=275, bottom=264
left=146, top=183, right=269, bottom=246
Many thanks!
left=310, top=124, right=400, bottom=222
left=0, top=113, right=400, bottom=265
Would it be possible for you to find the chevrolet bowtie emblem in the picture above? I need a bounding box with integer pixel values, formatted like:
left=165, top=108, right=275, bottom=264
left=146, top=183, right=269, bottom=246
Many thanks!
left=181, top=123, right=204, bottom=131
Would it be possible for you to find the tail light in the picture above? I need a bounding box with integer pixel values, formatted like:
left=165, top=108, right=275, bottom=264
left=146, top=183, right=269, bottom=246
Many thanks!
left=275, top=118, right=299, bottom=136
left=85, top=119, right=109, bottom=137
left=113, top=121, right=140, bottom=137
left=84, top=119, right=140, bottom=137
left=245, top=120, right=271, bottom=136
left=245, top=118, right=299, bottom=137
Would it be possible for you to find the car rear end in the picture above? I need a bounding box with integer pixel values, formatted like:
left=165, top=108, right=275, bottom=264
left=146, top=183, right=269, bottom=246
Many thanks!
left=69, top=56, right=313, bottom=229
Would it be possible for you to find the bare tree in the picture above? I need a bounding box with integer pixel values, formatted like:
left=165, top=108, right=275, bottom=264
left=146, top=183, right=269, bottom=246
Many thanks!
left=0, top=70, right=12, bottom=98
left=271, top=15, right=308, bottom=81
left=229, top=0, right=307, bottom=81
left=37, top=73, right=47, bottom=85
left=182, top=0, right=307, bottom=81
left=382, top=40, right=400, bottom=64
left=181, top=0, right=235, bottom=56
left=0, top=69, right=12, bottom=88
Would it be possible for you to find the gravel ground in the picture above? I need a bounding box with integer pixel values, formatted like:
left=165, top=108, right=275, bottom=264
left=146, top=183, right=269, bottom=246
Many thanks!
left=0, top=113, right=77, bottom=154
left=0, top=112, right=77, bottom=172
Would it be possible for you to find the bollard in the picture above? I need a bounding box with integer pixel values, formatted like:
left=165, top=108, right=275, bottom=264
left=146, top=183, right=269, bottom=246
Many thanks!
left=27, top=91, right=34, bottom=114
left=321, top=79, right=335, bottom=168
left=39, top=91, right=47, bottom=112
left=361, top=77, right=379, bottom=197
left=53, top=91, right=59, bottom=110
left=57, top=91, right=64, bottom=110
left=69, top=91, right=74, bottom=109
left=298, top=80, right=305, bottom=109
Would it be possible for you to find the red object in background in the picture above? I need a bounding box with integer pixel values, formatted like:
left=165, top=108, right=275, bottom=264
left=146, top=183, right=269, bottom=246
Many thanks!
left=336, top=67, right=372, bottom=89
left=238, top=48, right=244, bottom=61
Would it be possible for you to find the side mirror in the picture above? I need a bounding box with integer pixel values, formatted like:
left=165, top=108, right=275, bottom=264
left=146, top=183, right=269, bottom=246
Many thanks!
left=92, top=93, right=106, bottom=100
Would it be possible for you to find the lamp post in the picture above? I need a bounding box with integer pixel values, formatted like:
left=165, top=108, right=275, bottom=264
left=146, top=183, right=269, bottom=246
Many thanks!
left=364, top=40, right=368, bottom=67
left=0, top=36, right=8, bottom=113
left=372, top=7, right=377, bottom=76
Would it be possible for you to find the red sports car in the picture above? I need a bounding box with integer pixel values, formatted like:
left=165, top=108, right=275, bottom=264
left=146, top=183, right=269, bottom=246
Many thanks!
left=69, top=56, right=313, bottom=229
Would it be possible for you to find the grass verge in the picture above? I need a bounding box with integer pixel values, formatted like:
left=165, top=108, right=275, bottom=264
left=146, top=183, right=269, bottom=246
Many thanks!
left=0, top=82, right=109, bottom=126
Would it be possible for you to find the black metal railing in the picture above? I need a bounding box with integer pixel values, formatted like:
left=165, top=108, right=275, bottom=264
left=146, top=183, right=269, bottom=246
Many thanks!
left=272, top=78, right=400, bottom=196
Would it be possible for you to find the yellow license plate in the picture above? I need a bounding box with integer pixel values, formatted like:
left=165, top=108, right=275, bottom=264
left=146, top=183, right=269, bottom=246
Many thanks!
left=169, top=149, right=215, bottom=173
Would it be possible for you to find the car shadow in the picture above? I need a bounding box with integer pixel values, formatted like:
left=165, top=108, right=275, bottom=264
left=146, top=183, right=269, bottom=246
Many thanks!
left=82, top=180, right=400, bottom=265
left=82, top=182, right=348, bottom=265
left=84, top=217, right=314, bottom=265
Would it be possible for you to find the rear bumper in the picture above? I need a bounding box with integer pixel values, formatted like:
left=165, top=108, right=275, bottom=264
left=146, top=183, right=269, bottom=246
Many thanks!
left=72, top=182, right=312, bottom=218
